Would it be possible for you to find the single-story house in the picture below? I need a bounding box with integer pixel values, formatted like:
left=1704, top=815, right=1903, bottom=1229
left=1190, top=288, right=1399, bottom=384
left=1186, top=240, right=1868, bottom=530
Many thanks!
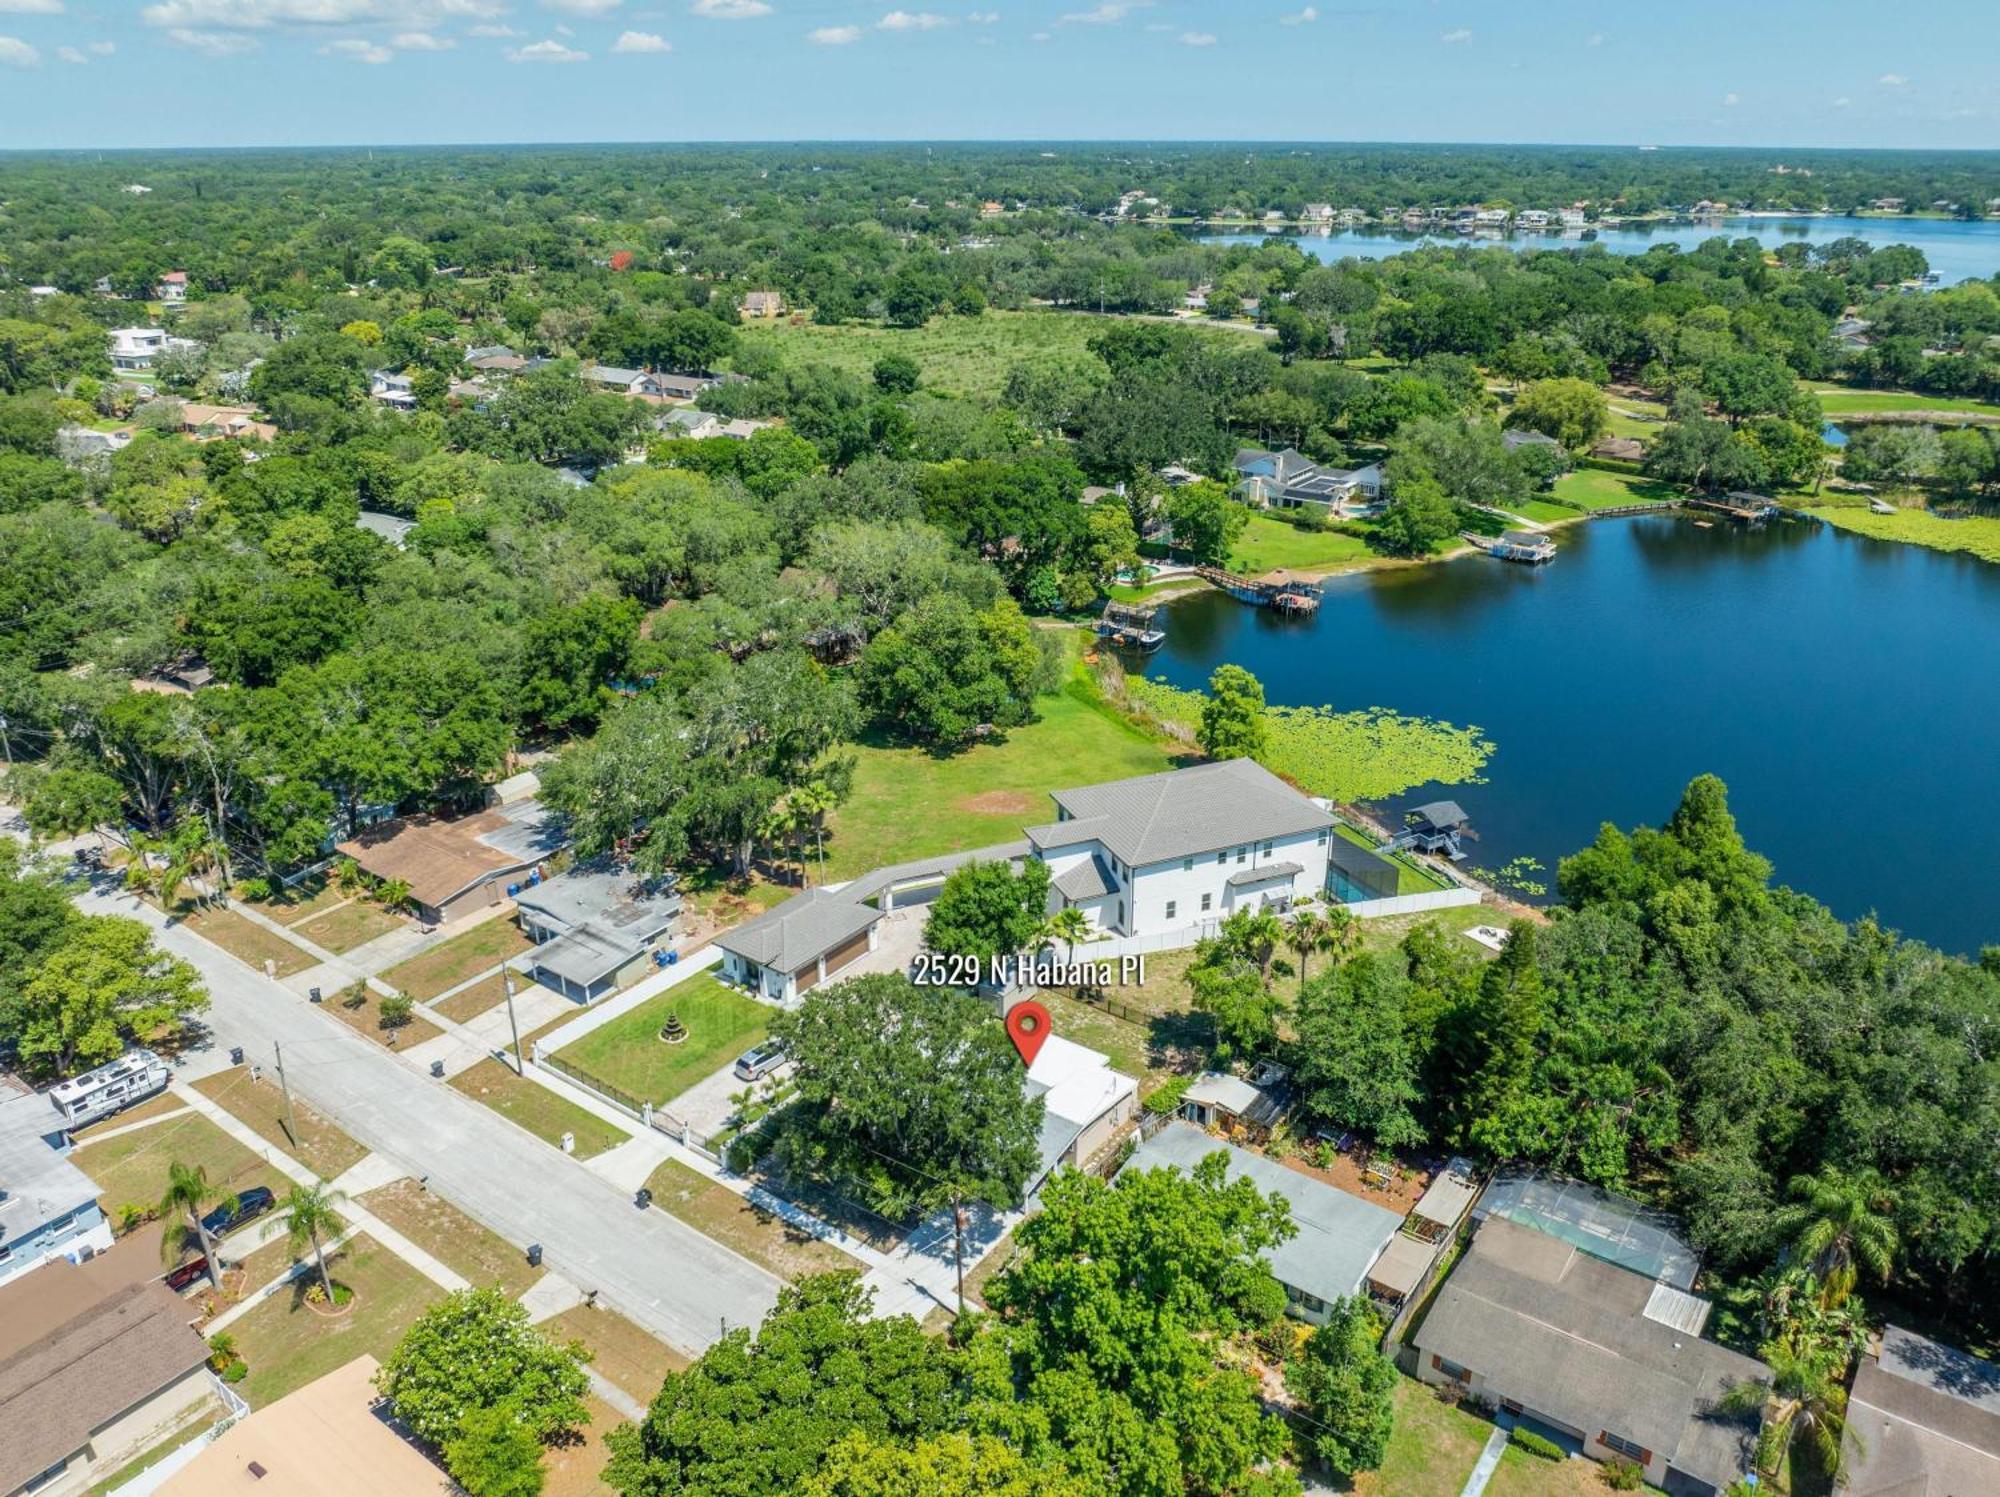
left=716, top=888, right=883, bottom=1004
left=1413, top=1216, right=1764, bottom=1496
left=134, top=655, right=216, bottom=695
left=657, top=407, right=724, bottom=440
left=56, top=425, right=135, bottom=464
left=740, top=290, right=784, bottom=318
left=638, top=372, right=716, bottom=402
left=356, top=510, right=417, bottom=548
left=179, top=403, right=275, bottom=443
left=0, top=1093, right=114, bottom=1290
left=1122, top=1122, right=1403, bottom=1326
left=1840, top=1325, right=2000, bottom=1496
left=0, top=1244, right=218, bottom=1497
left=515, top=859, right=682, bottom=1002
left=585, top=365, right=646, bottom=394
left=335, top=800, right=565, bottom=926
left=157, top=1355, right=452, bottom=1497
left=1179, top=1070, right=1286, bottom=1136
left=1590, top=436, right=1647, bottom=463
left=1502, top=427, right=1563, bottom=454
left=1026, top=1034, right=1139, bottom=1191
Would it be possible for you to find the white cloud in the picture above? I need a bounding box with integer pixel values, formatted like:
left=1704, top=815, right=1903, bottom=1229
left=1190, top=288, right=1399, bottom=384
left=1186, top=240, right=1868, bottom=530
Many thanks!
left=1877, top=72, right=1907, bottom=86
left=612, top=27, right=667, bottom=49
left=144, top=0, right=504, bottom=28
left=878, top=9, right=947, bottom=29
left=56, top=41, right=86, bottom=60
left=1833, top=96, right=1852, bottom=108
left=0, top=34, right=40, bottom=64
left=1058, top=1, right=1142, bottom=23
left=0, top=0, right=63, bottom=15
left=165, top=26, right=259, bottom=53
left=88, top=38, right=114, bottom=51
left=321, top=35, right=392, bottom=59
left=509, top=35, right=587, bottom=58
left=1722, top=91, right=1738, bottom=106
left=1585, top=31, right=1603, bottom=46
left=1439, top=27, right=1470, bottom=43
left=544, top=0, right=620, bottom=13
left=690, top=0, right=769, bottom=16
left=1179, top=30, right=1213, bottom=45
left=1279, top=5, right=1315, bottom=23
left=394, top=29, right=453, bottom=47
left=808, top=22, right=859, bottom=42
left=1029, top=28, right=1047, bottom=40
left=967, top=8, right=997, bottom=21
left=469, top=21, right=519, bottom=33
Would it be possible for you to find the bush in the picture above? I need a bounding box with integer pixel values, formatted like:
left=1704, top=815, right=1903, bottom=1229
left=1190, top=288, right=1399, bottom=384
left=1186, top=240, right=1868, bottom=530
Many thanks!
left=221, top=1358, right=248, bottom=1383
left=1601, top=1457, right=1644, bottom=1490
left=379, top=993, right=414, bottom=1029
left=1510, top=1428, right=1564, bottom=1461
left=1143, top=1074, right=1193, bottom=1116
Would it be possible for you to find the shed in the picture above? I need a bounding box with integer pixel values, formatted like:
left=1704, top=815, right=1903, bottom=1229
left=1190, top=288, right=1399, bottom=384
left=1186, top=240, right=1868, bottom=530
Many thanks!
left=1365, top=1232, right=1435, bottom=1303
left=1410, top=1156, right=1480, bottom=1242
left=1179, top=1070, right=1285, bottom=1133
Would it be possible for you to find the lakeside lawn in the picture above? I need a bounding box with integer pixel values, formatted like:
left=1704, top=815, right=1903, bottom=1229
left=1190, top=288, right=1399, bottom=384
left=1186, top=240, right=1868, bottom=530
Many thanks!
left=553, top=974, right=769, bottom=1109
left=1550, top=468, right=1683, bottom=512
left=1813, top=505, right=2000, bottom=564
left=1813, top=387, right=2000, bottom=419
left=1226, top=513, right=1378, bottom=574
left=824, top=669, right=1177, bottom=880
left=1335, top=823, right=1456, bottom=896
left=448, top=1059, right=628, bottom=1159
left=734, top=308, right=1265, bottom=400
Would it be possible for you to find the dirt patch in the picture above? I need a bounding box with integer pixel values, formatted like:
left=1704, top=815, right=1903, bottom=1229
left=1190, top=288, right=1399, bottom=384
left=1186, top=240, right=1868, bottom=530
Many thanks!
left=1277, top=1147, right=1433, bottom=1214
left=953, top=789, right=1039, bottom=815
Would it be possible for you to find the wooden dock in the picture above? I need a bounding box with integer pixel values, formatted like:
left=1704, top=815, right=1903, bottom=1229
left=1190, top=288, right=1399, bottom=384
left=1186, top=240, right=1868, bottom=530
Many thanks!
left=1686, top=492, right=1780, bottom=523
left=1587, top=499, right=1683, bottom=519
left=1194, top=566, right=1323, bottom=613
left=1462, top=530, right=1557, bottom=564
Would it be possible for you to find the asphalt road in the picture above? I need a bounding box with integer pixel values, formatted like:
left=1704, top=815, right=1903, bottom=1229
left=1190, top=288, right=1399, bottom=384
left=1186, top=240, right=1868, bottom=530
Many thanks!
left=78, top=878, right=782, bottom=1358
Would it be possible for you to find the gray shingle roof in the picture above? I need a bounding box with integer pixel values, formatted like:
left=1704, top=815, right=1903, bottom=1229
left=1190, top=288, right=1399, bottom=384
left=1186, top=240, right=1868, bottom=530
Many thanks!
left=1023, top=759, right=1330, bottom=869
left=1225, top=859, right=1301, bottom=888
left=1842, top=1327, right=2000, bottom=1497
left=1054, top=854, right=1116, bottom=901
left=1123, top=1122, right=1400, bottom=1307
left=716, top=889, right=882, bottom=975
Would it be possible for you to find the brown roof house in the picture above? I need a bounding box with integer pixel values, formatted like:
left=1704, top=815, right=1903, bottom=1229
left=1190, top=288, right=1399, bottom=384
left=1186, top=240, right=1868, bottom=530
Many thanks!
left=1841, top=1325, right=2000, bottom=1496
left=336, top=800, right=566, bottom=926
left=739, top=290, right=784, bottom=318
left=0, top=1247, right=220, bottom=1497
left=157, top=1355, right=453, bottom=1497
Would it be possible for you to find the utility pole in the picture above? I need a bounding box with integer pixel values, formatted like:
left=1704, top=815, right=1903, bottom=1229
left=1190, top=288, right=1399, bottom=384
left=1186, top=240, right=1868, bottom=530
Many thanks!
left=503, top=966, right=526, bottom=1076
left=273, top=1041, right=300, bottom=1147
left=953, top=1197, right=967, bottom=1316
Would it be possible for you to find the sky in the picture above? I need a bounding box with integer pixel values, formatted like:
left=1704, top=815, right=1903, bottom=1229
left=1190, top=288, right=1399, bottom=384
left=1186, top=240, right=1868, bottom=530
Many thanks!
left=0, top=0, right=1994, bottom=152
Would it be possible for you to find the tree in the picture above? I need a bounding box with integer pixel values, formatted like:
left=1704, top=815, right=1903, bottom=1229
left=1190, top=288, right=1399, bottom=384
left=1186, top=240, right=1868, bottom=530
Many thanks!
left=17, top=915, right=207, bottom=1076
left=160, top=1160, right=229, bottom=1293
left=924, top=858, right=1052, bottom=964
left=1506, top=378, right=1608, bottom=452
left=1445, top=921, right=1545, bottom=1154
left=1372, top=470, right=1459, bottom=556
left=1163, top=481, right=1247, bottom=566
left=872, top=352, right=921, bottom=395
left=378, top=1287, right=592, bottom=1446
left=858, top=595, right=1039, bottom=746
left=605, top=1274, right=955, bottom=1497
left=1197, top=664, right=1269, bottom=762
left=1284, top=1296, right=1398, bottom=1479
left=1780, top=1168, right=1898, bottom=1307
left=1293, top=954, right=1427, bottom=1149
left=282, top=1181, right=347, bottom=1304
left=771, top=975, right=1043, bottom=1218
left=446, top=1405, right=549, bottom=1497
left=802, top=1431, right=1088, bottom=1497
left=517, top=594, right=641, bottom=734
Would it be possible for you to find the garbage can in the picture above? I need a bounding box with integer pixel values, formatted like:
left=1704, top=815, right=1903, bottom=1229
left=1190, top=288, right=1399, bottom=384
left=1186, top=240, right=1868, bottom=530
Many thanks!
left=526, top=1243, right=542, bottom=1268
left=635, top=1187, right=652, bottom=1210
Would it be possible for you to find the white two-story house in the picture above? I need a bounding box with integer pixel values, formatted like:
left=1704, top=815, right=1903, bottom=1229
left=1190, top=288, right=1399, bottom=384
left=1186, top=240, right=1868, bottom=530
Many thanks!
left=1023, top=759, right=1336, bottom=940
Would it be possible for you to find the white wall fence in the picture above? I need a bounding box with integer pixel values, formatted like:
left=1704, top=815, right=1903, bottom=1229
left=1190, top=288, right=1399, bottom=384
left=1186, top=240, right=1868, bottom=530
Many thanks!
left=1340, top=887, right=1482, bottom=920
left=528, top=943, right=725, bottom=1059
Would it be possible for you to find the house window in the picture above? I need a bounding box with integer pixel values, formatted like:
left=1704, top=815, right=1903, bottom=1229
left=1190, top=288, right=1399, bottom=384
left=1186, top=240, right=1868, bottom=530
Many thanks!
left=1430, top=1355, right=1473, bottom=1384
left=1183, top=857, right=1194, bottom=872
left=1217, top=851, right=1227, bottom=866
left=1261, top=840, right=1273, bottom=856
left=1115, top=900, right=1124, bottom=927
left=1317, top=828, right=1329, bottom=845
left=1165, top=901, right=1177, bottom=921
left=1236, top=847, right=1247, bottom=865
left=1200, top=893, right=1212, bottom=913
left=1600, top=1432, right=1650, bottom=1464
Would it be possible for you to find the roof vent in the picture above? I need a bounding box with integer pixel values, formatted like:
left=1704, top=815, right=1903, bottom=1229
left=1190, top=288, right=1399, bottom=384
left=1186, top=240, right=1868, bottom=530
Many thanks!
left=248, top=1462, right=267, bottom=1479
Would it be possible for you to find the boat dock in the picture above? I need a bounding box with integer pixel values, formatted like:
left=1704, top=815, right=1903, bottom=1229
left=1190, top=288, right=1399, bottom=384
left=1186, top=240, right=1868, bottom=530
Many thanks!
left=1194, top=566, right=1323, bottom=614
left=1686, top=491, right=1781, bottom=523
left=1095, top=600, right=1166, bottom=650
left=1463, top=529, right=1558, bottom=564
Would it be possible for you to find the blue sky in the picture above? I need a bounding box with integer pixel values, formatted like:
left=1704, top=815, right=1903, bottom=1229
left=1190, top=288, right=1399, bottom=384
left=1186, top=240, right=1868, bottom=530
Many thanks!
left=0, top=1, right=1993, bottom=151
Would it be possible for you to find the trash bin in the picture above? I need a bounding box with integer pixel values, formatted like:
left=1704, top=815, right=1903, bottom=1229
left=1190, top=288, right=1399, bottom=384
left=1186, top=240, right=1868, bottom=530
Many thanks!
left=665, top=950, right=678, bottom=966
left=635, top=1188, right=652, bottom=1210
left=526, top=1243, right=542, bottom=1268
left=429, top=1060, right=445, bottom=1079
left=228, top=1047, right=245, bottom=1067
left=309, top=986, right=322, bottom=1004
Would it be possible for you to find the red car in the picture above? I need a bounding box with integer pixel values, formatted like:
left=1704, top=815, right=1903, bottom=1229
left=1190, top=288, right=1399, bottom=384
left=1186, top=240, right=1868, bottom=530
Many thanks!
left=163, top=1256, right=212, bottom=1293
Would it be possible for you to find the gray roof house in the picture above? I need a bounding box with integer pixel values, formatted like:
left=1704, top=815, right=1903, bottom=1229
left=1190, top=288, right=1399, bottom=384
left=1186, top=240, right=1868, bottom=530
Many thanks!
left=1841, top=1325, right=2000, bottom=1496
left=715, top=889, right=883, bottom=1005
left=1123, top=1122, right=1402, bottom=1325
left=1414, top=1216, right=1764, bottom=1496
left=1232, top=448, right=1385, bottom=516
left=0, top=1093, right=115, bottom=1290
left=584, top=365, right=645, bottom=393
left=1024, top=758, right=1332, bottom=870
left=516, top=860, right=682, bottom=1002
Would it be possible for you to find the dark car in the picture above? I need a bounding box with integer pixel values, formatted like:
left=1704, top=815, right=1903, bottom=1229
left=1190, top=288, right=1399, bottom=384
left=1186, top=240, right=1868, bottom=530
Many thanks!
left=163, top=1256, right=213, bottom=1293
left=200, top=1185, right=275, bottom=1239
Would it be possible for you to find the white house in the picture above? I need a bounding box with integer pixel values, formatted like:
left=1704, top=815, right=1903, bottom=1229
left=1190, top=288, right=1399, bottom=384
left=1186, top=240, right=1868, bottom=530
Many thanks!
left=0, top=1094, right=115, bottom=1290
left=156, top=271, right=188, bottom=304
left=370, top=371, right=417, bottom=410
left=715, top=889, right=883, bottom=1004
left=1027, top=1034, right=1139, bottom=1191
left=1232, top=447, right=1384, bottom=517
left=107, top=327, right=169, bottom=371
left=1024, top=759, right=1336, bottom=939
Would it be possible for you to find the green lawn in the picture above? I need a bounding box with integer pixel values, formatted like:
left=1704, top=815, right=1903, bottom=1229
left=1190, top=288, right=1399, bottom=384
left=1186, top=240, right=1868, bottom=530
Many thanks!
left=383, top=919, right=536, bottom=1001
left=1353, top=1377, right=1494, bottom=1497
left=448, top=1059, right=628, bottom=1159
left=1226, top=513, right=1378, bottom=574
left=1335, top=823, right=1455, bottom=896
left=1511, top=498, right=1585, bottom=525
left=824, top=666, right=1176, bottom=880
left=1550, top=468, right=1682, bottom=512
left=1603, top=398, right=1669, bottom=440
left=290, top=898, right=406, bottom=954
left=1813, top=505, right=2000, bottom=564
left=192, top=1069, right=368, bottom=1182
left=75, top=1108, right=275, bottom=1233
left=554, top=975, right=770, bottom=1108
left=1813, top=387, right=2000, bottom=419
left=734, top=309, right=1266, bottom=400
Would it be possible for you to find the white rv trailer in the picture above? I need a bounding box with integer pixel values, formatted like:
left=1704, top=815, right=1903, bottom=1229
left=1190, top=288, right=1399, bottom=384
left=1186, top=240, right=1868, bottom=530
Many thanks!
left=48, top=1049, right=171, bottom=1125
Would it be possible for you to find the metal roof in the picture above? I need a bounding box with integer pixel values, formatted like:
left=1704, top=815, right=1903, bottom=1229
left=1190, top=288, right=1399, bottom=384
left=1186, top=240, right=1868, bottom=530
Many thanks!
left=1225, top=859, right=1301, bottom=888
left=1413, top=1157, right=1480, bottom=1230
left=1024, top=759, right=1331, bottom=869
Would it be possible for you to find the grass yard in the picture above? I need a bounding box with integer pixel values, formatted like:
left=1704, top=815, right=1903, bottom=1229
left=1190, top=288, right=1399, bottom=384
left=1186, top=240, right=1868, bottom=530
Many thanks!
left=1336, top=823, right=1455, bottom=896
left=554, top=975, right=769, bottom=1109
left=75, top=1107, right=274, bottom=1231
left=449, top=1059, right=629, bottom=1158
left=384, top=919, right=536, bottom=1000
left=543, top=1398, right=625, bottom=1497
left=1813, top=505, right=2000, bottom=564
left=824, top=668, right=1177, bottom=879
left=432, top=971, right=510, bottom=1024
left=1511, top=498, right=1587, bottom=525
left=543, top=1304, right=689, bottom=1407
left=734, top=308, right=1264, bottom=400
left=1226, top=513, right=1379, bottom=575
left=1550, top=468, right=1683, bottom=512
left=1813, top=386, right=2000, bottom=419
left=642, top=1158, right=855, bottom=1282
left=173, top=906, right=316, bottom=977
left=1486, top=1443, right=1618, bottom=1497
left=193, top=1069, right=368, bottom=1182
left=322, top=983, right=444, bottom=1050
left=1351, top=1377, right=1497, bottom=1497
left=67, top=1090, right=187, bottom=1142
left=1039, top=990, right=1210, bottom=1093
left=1355, top=900, right=1501, bottom=960
left=236, top=876, right=348, bottom=927
left=231, top=1234, right=443, bottom=1408
left=359, top=1178, right=542, bottom=1298
left=291, top=898, right=407, bottom=954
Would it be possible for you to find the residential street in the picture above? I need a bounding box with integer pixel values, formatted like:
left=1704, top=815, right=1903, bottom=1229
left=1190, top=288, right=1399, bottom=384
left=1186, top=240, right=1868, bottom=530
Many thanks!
left=74, top=875, right=783, bottom=1358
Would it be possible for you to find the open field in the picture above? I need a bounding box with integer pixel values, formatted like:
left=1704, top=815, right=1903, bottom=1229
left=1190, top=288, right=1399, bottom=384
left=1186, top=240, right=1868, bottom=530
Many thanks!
left=173, top=906, right=315, bottom=976
left=734, top=308, right=1264, bottom=400
left=384, top=919, right=535, bottom=1000
left=449, top=1059, right=628, bottom=1158
left=193, top=1069, right=368, bottom=1181
left=359, top=1177, right=542, bottom=1298
left=555, top=975, right=769, bottom=1108
left=1550, top=468, right=1683, bottom=512
left=291, top=898, right=406, bottom=953
left=75, top=1107, right=275, bottom=1231
left=1226, top=514, right=1378, bottom=574
left=1814, top=386, right=2000, bottom=419
left=643, top=1158, right=854, bottom=1282
left=231, top=1234, right=443, bottom=1408
left=1813, top=505, right=2000, bottom=563
left=543, top=1304, right=689, bottom=1407
left=824, top=669, right=1177, bottom=880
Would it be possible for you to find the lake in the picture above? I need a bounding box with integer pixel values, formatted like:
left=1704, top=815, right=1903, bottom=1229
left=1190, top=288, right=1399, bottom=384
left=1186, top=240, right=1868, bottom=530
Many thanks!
left=1197, top=215, right=2000, bottom=284
left=1135, top=516, right=2000, bottom=956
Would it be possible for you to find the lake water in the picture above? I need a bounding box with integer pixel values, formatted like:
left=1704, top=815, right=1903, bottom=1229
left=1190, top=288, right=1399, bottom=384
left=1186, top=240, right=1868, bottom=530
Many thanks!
left=1137, top=516, right=2000, bottom=956
left=1197, top=215, right=2000, bottom=284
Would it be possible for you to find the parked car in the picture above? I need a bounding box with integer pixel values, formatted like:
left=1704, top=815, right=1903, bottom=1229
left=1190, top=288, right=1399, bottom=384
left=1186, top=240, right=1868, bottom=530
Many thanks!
left=732, top=1039, right=787, bottom=1082
left=163, top=1256, right=213, bottom=1293
left=200, top=1185, right=275, bottom=1239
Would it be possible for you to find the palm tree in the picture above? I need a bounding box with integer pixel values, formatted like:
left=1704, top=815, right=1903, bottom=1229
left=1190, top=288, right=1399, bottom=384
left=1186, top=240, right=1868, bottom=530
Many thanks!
left=1723, top=1332, right=1855, bottom=1481
left=1286, top=910, right=1330, bottom=993
left=1038, top=905, right=1093, bottom=962
left=1230, top=908, right=1286, bottom=982
left=282, top=1182, right=347, bottom=1305
left=1321, top=905, right=1361, bottom=965
left=159, top=1160, right=229, bottom=1293
left=756, top=803, right=800, bottom=884
left=792, top=782, right=837, bottom=882
left=1782, top=1166, right=1898, bottom=1307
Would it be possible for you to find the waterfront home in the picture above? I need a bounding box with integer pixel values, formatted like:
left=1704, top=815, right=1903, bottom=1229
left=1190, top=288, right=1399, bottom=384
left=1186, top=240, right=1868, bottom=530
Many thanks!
left=1590, top=435, right=1647, bottom=463
left=1413, top=1214, right=1763, bottom=1496
left=1840, top=1326, right=2000, bottom=1496
left=1232, top=447, right=1384, bottom=516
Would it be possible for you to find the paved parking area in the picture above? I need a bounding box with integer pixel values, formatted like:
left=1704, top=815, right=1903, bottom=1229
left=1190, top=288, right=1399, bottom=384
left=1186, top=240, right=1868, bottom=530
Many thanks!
left=664, top=1053, right=789, bottom=1135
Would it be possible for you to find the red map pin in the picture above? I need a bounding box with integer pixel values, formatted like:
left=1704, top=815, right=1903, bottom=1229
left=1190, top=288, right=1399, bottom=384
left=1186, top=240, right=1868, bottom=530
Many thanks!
left=1005, top=1000, right=1051, bottom=1068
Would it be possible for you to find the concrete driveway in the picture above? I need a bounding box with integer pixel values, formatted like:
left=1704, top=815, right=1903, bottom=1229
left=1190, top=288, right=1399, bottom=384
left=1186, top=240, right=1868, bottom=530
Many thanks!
left=663, top=1054, right=791, bottom=1136
left=843, top=907, right=927, bottom=981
